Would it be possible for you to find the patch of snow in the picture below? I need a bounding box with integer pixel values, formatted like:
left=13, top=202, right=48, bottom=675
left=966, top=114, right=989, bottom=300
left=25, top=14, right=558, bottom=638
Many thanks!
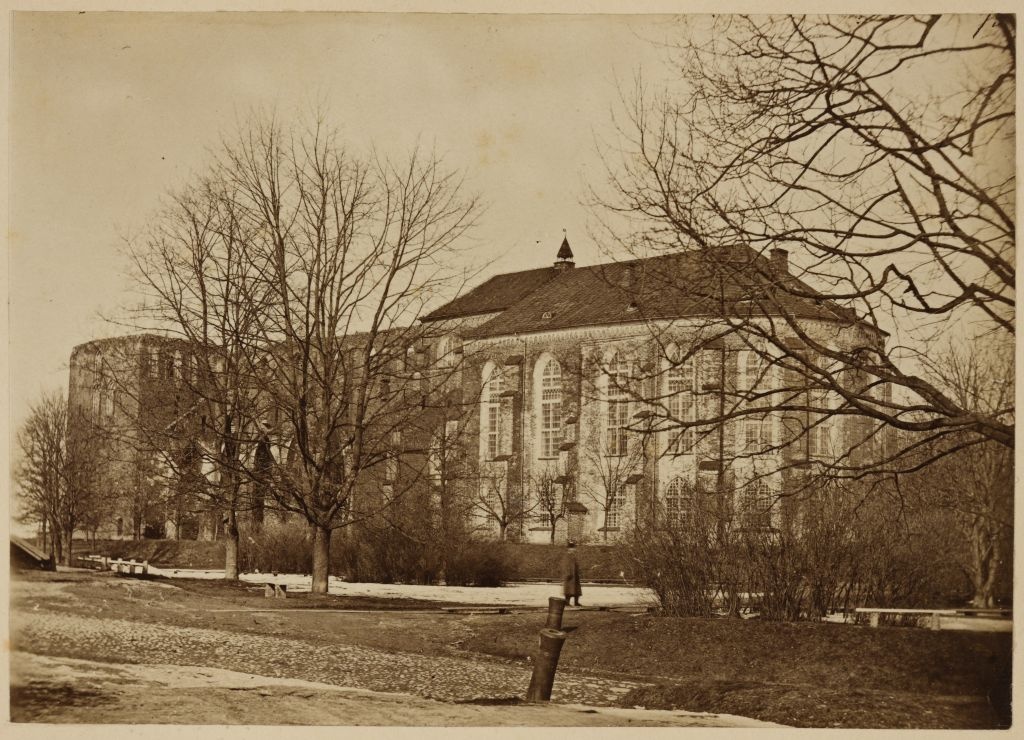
left=150, top=567, right=657, bottom=607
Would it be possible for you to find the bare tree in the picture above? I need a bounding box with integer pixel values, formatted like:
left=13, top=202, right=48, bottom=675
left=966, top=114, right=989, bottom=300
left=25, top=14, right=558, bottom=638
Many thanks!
left=215, top=115, right=479, bottom=593
left=578, top=438, right=647, bottom=542
left=903, top=342, right=1013, bottom=606
left=127, top=173, right=268, bottom=579
left=595, top=14, right=1014, bottom=478
left=425, top=402, right=483, bottom=578
left=15, top=392, right=102, bottom=565
left=531, top=468, right=567, bottom=544
left=472, top=465, right=529, bottom=541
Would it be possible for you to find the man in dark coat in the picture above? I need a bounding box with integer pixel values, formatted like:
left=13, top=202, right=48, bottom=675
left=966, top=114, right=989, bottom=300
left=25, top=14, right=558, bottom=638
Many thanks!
left=561, top=541, right=581, bottom=607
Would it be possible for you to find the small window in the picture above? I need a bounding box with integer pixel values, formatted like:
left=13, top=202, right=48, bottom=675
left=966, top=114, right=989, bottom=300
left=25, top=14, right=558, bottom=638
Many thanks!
left=161, top=351, right=175, bottom=380
left=740, top=481, right=773, bottom=530
left=605, top=483, right=627, bottom=529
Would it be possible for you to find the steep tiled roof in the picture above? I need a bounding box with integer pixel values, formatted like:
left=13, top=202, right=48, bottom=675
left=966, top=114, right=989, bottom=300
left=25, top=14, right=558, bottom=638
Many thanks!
left=422, top=266, right=559, bottom=321
left=460, top=246, right=870, bottom=339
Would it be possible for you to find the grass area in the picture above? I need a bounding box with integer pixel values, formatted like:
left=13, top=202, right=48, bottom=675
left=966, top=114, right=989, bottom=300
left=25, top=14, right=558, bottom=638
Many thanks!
left=458, top=611, right=1011, bottom=729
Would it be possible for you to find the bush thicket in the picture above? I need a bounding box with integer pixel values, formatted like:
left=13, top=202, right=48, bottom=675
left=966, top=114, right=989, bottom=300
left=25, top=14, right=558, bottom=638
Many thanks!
left=623, top=478, right=974, bottom=619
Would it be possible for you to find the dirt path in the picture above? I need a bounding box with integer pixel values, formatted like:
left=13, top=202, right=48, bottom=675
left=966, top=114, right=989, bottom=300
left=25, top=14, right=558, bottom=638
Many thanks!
left=9, top=572, right=779, bottom=727
left=10, top=652, right=776, bottom=727
left=12, top=610, right=642, bottom=706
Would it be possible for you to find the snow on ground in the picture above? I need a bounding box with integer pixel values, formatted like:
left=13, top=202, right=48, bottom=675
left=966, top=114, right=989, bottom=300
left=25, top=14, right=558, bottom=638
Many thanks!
left=149, top=567, right=657, bottom=607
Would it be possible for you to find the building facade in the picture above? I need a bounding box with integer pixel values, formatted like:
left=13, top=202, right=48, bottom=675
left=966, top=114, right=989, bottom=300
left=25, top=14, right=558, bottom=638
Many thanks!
left=420, top=239, right=887, bottom=544
left=69, top=239, right=887, bottom=544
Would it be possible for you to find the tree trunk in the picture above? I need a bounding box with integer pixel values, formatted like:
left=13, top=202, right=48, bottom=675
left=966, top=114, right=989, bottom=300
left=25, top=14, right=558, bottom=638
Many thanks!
left=224, top=509, right=240, bottom=581
left=311, top=525, right=331, bottom=594
left=52, top=526, right=64, bottom=564
left=61, top=527, right=75, bottom=566
left=971, top=529, right=999, bottom=608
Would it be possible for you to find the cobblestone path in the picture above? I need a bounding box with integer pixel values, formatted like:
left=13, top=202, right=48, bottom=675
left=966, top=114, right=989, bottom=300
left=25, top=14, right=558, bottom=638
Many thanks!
left=13, top=612, right=647, bottom=707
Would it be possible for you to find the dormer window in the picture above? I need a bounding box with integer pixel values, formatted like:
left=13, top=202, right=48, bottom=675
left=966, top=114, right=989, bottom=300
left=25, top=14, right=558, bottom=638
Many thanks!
left=542, top=311, right=555, bottom=320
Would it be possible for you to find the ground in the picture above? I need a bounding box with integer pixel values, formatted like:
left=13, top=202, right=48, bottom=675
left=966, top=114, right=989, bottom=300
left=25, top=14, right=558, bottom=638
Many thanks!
left=7, top=569, right=1012, bottom=728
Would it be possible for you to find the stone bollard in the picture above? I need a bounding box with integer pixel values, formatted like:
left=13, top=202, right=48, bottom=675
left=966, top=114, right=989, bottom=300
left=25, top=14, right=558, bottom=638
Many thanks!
left=545, top=597, right=566, bottom=630
left=142, top=560, right=149, bottom=576
left=526, top=628, right=568, bottom=702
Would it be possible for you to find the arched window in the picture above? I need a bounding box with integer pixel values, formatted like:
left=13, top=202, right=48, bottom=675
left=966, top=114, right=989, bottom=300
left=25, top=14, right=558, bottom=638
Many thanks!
left=437, top=335, right=460, bottom=369
left=605, top=353, right=631, bottom=457
left=539, top=358, right=562, bottom=458
left=482, top=365, right=505, bottom=459
left=665, top=346, right=695, bottom=454
left=664, top=477, right=692, bottom=527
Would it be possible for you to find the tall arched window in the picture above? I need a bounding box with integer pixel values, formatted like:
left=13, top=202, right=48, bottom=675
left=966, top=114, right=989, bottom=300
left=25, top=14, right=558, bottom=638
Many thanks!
left=539, top=358, right=562, bottom=458
left=482, top=365, right=505, bottom=459
left=665, top=345, right=695, bottom=454
left=664, top=477, right=692, bottom=527
left=605, top=353, right=631, bottom=456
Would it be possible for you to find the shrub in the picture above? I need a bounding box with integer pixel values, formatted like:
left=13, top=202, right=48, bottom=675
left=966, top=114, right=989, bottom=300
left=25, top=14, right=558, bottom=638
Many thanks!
left=239, top=520, right=312, bottom=574
left=444, top=542, right=511, bottom=587
left=333, top=521, right=442, bottom=585
left=622, top=488, right=719, bottom=616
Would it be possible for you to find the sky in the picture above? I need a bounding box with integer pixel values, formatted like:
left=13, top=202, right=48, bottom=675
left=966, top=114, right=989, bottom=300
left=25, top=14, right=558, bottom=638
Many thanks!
left=9, top=11, right=679, bottom=428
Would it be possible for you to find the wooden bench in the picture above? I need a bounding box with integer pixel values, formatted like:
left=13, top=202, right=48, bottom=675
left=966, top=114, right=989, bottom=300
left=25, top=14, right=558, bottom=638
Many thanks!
left=264, top=583, right=288, bottom=599
left=79, top=555, right=150, bottom=576
left=953, top=607, right=1012, bottom=619
left=855, top=607, right=957, bottom=630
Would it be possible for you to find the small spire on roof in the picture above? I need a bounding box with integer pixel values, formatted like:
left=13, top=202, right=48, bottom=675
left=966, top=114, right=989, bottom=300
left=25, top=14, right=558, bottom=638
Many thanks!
left=555, top=232, right=575, bottom=267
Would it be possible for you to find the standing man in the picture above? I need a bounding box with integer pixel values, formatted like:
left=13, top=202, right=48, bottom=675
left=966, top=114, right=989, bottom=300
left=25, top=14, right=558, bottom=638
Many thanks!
left=561, top=541, right=582, bottom=607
